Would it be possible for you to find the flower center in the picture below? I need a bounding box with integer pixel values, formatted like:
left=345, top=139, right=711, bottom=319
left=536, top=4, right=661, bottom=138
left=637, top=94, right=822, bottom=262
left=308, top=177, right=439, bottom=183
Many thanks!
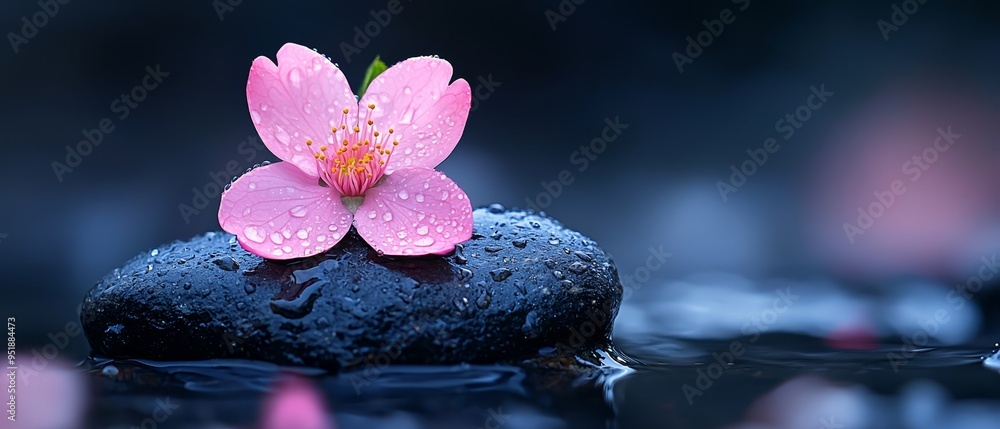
left=305, top=103, right=398, bottom=197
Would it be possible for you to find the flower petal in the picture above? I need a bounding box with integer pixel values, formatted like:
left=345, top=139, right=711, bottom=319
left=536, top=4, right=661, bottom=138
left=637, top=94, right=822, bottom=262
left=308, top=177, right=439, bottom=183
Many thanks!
left=360, top=57, right=472, bottom=174
left=261, top=376, right=332, bottom=429
left=247, top=43, right=358, bottom=178
left=354, top=167, right=472, bottom=256
left=219, top=162, right=353, bottom=260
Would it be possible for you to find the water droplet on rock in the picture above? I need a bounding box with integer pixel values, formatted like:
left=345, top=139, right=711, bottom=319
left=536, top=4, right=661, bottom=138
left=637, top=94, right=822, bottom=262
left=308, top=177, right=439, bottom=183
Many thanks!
left=573, top=251, right=594, bottom=262
left=270, top=280, right=326, bottom=319
left=511, top=239, right=527, bottom=248
left=476, top=291, right=492, bottom=309
left=484, top=244, right=503, bottom=253
left=213, top=256, right=239, bottom=271
left=568, top=262, right=588, bottom=274
left=453, top=244, right=468, bottom=264
left=244, top=284, right=257, bottom=295
left=487, top=204, right=505, bottom=213
left=490, top=268, right=512, bottom=282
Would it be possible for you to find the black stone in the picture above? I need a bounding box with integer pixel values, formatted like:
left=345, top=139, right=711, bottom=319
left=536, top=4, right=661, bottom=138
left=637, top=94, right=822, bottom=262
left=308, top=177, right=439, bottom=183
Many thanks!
left=80, top=207, right=622, bottom=370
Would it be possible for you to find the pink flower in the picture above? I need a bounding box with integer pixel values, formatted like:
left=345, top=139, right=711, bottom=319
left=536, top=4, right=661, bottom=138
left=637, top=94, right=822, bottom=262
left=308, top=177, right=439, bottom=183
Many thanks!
left=218, top=43, right=473, bottom=259
left=261, top=375, right=334, bottom=429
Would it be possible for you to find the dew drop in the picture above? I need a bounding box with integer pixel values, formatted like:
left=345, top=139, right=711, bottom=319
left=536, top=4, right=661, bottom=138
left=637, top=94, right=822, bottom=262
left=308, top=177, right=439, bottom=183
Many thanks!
left=270, top=232, right=284, bottom=244
left=413, top=237, right=434, bottom=247
left=296, top=229, right=309, bottom=239
left=416, top=225, right=429, bottom=235
left=368, top=210, right=377, bottom=219
left=415, top=193, right=425, bottom=202
left=274, top=125, right=290, bottom=144
left=290, top=205, right=308, bottom=218
left=243, top=225, right=266, bottom=243
left=383, top=212, right=393, bottom=222
left=397, top=189, right=409, bottom=200
left=289, top=68, right=302, bottom=87
left=490, top=268, right=512, bottom=282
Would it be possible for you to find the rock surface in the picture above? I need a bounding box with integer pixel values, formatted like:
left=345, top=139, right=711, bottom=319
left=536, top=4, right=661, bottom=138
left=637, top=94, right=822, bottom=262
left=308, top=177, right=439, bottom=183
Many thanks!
left=81, top=207, right=622, bottom=370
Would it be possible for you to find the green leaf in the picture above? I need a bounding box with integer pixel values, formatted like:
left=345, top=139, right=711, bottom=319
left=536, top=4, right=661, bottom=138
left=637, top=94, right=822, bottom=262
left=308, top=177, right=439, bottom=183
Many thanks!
left=357, top=56, right=387, bottom=97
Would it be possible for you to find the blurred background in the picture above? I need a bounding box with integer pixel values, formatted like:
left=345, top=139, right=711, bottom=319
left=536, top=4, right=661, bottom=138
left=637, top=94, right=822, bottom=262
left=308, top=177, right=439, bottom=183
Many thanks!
left=1, top=0, right=999, bottom=428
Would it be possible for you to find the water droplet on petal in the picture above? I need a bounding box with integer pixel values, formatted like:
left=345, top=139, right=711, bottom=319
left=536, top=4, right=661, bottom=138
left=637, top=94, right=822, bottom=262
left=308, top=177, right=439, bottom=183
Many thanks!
left=383, top=212, right=393, bottom=222
left=397, top=189, right=409, bottom=200
left=415, top=193, right=425, bottom=202
left=250, top=110, right=261, bottom=124
left=243, top=225, right=266, bottom=243
left=416, top=225, right=429, bottom=235
left=248, top=182, right=256, bottom=190
left=368, top=210, right=377, bottom=219
left=270, top=232, right=284, bottom=244
left=289, top=68, right=302, bottom=87
left=290, top=205, right=308, bottom=218
left=296, top=229, right=309, bottom=239
left=413, top=237, right=434, bottom=247
left=274, top=125, right=290, bottom=144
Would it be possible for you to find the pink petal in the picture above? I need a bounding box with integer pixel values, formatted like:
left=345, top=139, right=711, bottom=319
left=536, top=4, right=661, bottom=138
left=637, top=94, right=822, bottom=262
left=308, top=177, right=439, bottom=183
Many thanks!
left=218, top=162, right=353, bottom=260
left=359, top=57, right=472, bottom=174
left=261, top=375, right=334, bottom=429
left=247, top=43, right=359, bottom=178
left=354, top=167, right=472, bottom=256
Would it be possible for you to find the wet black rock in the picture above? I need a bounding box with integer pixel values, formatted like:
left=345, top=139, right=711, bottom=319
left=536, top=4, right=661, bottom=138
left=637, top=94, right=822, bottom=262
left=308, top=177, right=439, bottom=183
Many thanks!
left=81, top=207, right=622, bottom=370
